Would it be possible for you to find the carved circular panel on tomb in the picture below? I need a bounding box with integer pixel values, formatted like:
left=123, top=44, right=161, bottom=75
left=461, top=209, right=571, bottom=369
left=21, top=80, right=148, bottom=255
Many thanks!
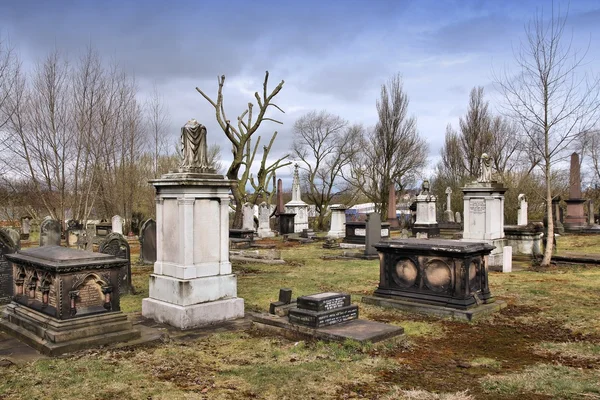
left=469, top=261, right=481, bottom=292
left=392, top=258, right=418, bottom=288
left=424, top=259, right=452, bottom=293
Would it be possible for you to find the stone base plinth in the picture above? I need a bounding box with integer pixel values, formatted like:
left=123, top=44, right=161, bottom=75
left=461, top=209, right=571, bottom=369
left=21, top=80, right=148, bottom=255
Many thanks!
left=142, top=297, right=244, bottom=330
left=362, top=296, right=506, bottom=321
left=0, top=303, right=140, bottom=356
left=411, top=224, right=440, bottom=238
left=257, top=228, right=275, bottom=238
left=148, top=274, right=239, bottom=306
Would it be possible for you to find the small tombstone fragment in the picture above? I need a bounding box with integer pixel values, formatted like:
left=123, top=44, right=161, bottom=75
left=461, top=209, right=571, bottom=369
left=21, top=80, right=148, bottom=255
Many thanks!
left=269, top=288, right=295, bottom=316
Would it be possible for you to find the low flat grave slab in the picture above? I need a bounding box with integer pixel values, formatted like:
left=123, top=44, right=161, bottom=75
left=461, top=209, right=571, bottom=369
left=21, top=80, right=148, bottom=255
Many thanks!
left=362, top=295, right=507, bottom=321
left=252, top=313, right=403, bottom=343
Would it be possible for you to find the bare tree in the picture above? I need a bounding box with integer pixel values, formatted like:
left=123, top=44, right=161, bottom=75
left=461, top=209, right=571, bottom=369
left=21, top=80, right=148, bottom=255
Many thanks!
left=347, top=74, right=428, bottom=220
left=496, top=4, right=600, bottom=266
left=146, top=84, right=170, bottom=177
left=196, top=71, right=290, bottom=228
left=292, top=110, right=362, bottom=229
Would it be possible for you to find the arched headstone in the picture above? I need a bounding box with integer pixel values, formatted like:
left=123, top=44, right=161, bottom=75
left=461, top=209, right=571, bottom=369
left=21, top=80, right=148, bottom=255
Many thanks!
left=99, top=232, right=133, bottom=294
left=139, top=219, right=156, bottom=264
left=40, top=218, right=61, bottom=246
left=0, top=228, right=18, bottom=304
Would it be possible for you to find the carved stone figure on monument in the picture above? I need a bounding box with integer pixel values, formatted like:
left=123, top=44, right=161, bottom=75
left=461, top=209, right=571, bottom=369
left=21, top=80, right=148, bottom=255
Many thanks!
left=478, top=153, right=492, bottom=183
left=180, top=119, right=209, bottom=171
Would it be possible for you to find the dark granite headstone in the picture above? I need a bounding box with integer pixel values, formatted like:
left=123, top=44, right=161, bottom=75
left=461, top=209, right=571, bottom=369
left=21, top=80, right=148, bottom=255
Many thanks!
left=269, top=288, right=294, bottom=314
left=139, top=219, right=156, bottom=264
left=40, top=218, right=61, bottom=246
left=0, top=229, right=17, bottom=304
left=99, top=233, right=133, bottom=294
left=279, top=213, right=295, bottom=234
left=289, top=292, right=358, bottom=328
left=365, top=212, right=382, bottom=256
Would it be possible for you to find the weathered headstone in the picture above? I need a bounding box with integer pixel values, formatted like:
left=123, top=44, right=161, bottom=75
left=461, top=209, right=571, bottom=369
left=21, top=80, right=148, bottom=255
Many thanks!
left=588, top=200, right=595, bottom=225
left=257, top=202, right=274, bottom=238
left=285, top=164, right=309, bottom=233
left=21, top=217, right=31, bottom=240
left=242, top=203, right=255, bottom=231
left=99, top=232, right=133, bottom=294
left=552, top=196, right=565, bottom=234
left=387, top=183, right=399, bottom=228
left=412, top=180, right=439, bottom=237
left=455, top=211, right=462, bottom=224
left=139, top=219, right=157, bottom=264
left=327, top=205, right=347, bottom=239
left=564, top=152, right=587, bottom=229
left=502, top=246, right=513, bottom=273
left=0, top=228, right=18, bottom=304
left=365, top=212, right=381, bottom=256
left=517, top=194, right=528, bottom=226
left=40, top=218, right=61, bottom=246
left=112, top=215, right=124, bottom=235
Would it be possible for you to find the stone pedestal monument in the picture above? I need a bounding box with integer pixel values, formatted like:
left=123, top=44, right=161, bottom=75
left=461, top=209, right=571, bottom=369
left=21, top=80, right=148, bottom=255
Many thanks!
left=564, top=152, right=587, bottom=230
left=285, top=165, right=309, bottom=233
left=462, top=153, right=507, bottom=267
left=412, top=180, right=439, bottom=238
left=142, top=120, right=244, bottom=329
left=327, top=205, right=347, bottom=239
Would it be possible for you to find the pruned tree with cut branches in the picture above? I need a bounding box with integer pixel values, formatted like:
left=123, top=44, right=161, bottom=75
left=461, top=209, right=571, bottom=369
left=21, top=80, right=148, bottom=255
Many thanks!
left=196, top=71, right=290, bottom=228
left=496, top=4, right=600, bottom=267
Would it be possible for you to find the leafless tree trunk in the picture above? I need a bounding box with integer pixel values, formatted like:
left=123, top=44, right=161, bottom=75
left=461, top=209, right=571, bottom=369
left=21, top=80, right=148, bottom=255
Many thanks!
left=196, top=71, right=289, bottom=228
left=346, top=74, right=428, bottom=220
left=292, top=110, right=361, bottom=230
left=146, top=84, right=170, bottom=178
left=496, top=4, right=600, bottom=267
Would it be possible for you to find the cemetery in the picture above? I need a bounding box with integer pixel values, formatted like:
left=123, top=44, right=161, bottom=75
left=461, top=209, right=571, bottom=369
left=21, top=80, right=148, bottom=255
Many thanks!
left=1, top=3, right=600, bottom=398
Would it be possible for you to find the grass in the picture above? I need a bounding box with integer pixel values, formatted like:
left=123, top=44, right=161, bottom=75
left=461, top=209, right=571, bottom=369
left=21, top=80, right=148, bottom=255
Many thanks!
left=2, top=235, right=600, bottom=399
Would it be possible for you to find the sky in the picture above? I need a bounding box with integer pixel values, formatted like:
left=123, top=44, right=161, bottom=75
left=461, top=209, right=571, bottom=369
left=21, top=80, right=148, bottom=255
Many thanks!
left=1, top=0, right=600, bottom=186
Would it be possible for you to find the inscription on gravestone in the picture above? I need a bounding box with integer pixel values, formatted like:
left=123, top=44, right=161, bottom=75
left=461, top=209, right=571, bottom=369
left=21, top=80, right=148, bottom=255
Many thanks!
left=470, top=199, right=486, bottom=213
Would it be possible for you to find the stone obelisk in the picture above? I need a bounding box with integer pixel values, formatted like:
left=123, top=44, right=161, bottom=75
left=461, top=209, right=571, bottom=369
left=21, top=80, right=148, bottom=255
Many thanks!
left=564, top=152, right=587, bottom=230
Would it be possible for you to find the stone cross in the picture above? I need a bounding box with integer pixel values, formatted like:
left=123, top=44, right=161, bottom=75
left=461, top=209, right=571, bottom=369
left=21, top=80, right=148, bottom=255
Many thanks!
left=517, top=194, right=528, bottom=226
left=445, top=187, right=452, bottom=211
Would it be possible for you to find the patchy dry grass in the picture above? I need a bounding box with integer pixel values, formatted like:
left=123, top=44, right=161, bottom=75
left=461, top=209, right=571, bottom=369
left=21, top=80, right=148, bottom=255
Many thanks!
left=558, top=234, right=600, bottom=254
left=2, top=237, right=600, bottom=399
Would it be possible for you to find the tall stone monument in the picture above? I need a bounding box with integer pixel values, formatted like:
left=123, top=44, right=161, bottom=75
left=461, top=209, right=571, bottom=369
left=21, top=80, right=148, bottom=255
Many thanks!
left=412, top=180, right=439, bottom=238
left=517, top=194, right=528, bottom=226
left=564, top=152, right=587, bottom=230
left=285, top=165, right=309, bottom=233
left=387, top=183, right=399, bottom=228
left=142, top=119, right=244, bottom=329
left=462, top=153, right=507, bottom=267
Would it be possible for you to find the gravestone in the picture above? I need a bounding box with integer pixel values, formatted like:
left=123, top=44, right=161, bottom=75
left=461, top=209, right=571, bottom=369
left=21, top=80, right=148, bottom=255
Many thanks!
left=564, top=152, right=587, bottom=229
left=462, top=153, right=506, bottom=267
left=139, top=219, right=157, bottom=264
left=552, top=196, right=565, bottom=234
left=588, top=200, right=595, bottom=225
left=412, top=180, right=439, bottom=238
left=40, top=218, right=61, bottom=247
left=365, top=212, right=381, bottom=256
left=387, top=183, right=399, bottom=228
left=455, top=211, right=462, bottom=224
left=21, top=217, right=31, bottom=240
left=288, top=292, right=358, bottom=328
left=503, top=246, right=513, bottom=273
left=99, top=232, right=133, bottom=294
left=112, top=215, right=124, bottom=235
left=257, top=202, right=275, bottom=238
left=0, top=229, right=18, bottom=304
left=5, top=228, right=20, bottom=249
left=444, top=187, right=455, bottom=222
left=242, top=202, right=255, bottom=231
left=327, top=205, right=347, bottom=239
left=142, top=120, right=244, bottom=328
left=285, top=164, right=309, bottom=233
left=517, top=194, right=528, bottom=226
